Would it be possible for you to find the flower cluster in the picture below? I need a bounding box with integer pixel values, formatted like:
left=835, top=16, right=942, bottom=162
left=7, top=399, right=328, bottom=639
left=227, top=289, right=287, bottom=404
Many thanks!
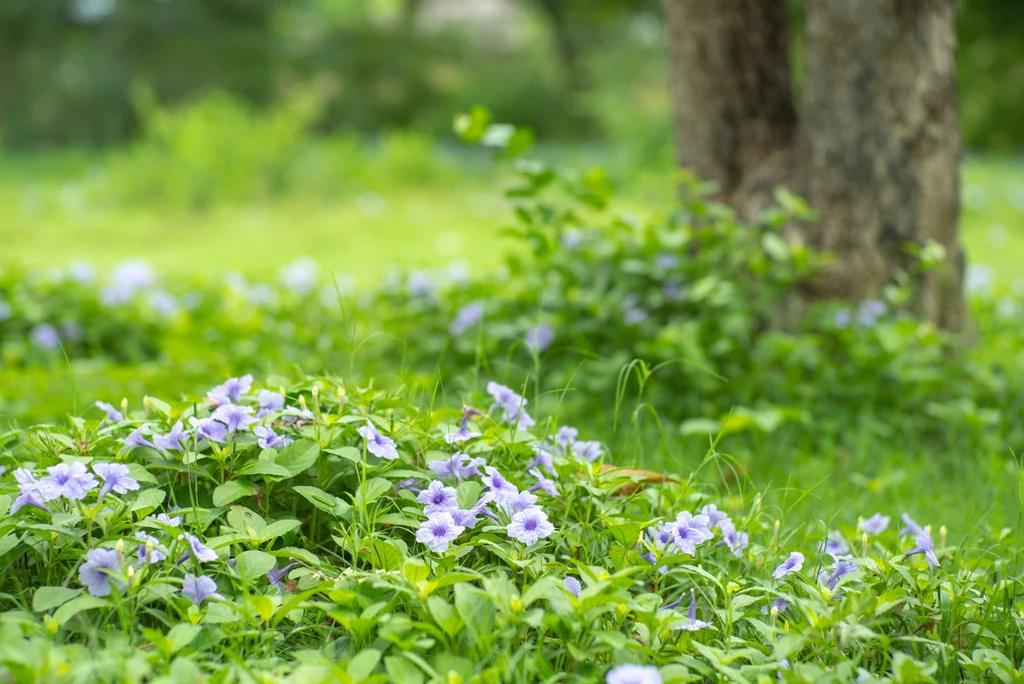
left=13, top=461, right=140, bottom=513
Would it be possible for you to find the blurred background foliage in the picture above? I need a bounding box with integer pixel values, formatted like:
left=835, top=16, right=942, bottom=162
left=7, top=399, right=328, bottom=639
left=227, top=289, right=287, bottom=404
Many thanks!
left=0, top=0, right=1020, bottom=153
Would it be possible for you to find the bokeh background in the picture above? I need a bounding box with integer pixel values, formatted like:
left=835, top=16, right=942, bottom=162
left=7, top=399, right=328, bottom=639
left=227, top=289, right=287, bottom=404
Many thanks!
left=1, top=0, right=1022, bottom=282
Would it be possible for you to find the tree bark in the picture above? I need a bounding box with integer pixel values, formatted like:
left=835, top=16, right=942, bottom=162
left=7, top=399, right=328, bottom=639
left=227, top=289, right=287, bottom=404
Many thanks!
left=661, top=0, right=965, bottom=330
left=661, top=0, right=797, bottom=197
left=796, top=0, right=964, bottom=329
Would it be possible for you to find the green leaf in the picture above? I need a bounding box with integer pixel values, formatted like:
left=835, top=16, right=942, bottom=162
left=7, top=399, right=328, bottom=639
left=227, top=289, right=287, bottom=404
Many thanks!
left=236, top=550, right=277, bottom=581
left=385, top=656, right=425, bottom=684
left=353, top=477, right=392, bottom=508
left=276, top=439, right=320, bottom=476
left=453, top=106, right=491, bottom=143
left=227, top=507, right=266, bottom=536
left=166, top=623, right=202, bottom=653
left=260, top=519, right=302, bottom=542
left=293, top=486, right=351, bottom=518
left=237, top=461, right=292, bottom=479
left=403, top=559, right=430, bottom=584
left=364, top=539, right=403, bottom=571
left=604, top=522, right=641, bottom=547
left=33, top=586, right=82, bottom=612
left=53, top=595, right=109, bottom=625
left=130, top=488, right=166, bottom=516
left=456, top=480, right=483, bottom=510
left=348, top=648, right=382, bottom=680
left=325, top=446, right=363, bottom=465
left=212, top=481, right=255, bottom=507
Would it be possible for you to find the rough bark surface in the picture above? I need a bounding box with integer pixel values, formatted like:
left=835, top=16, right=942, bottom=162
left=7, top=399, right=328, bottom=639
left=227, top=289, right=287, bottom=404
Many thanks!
left=796, top=0, right=964, bottom=330
left=662, top=0, right=965, bottom=330
left=661, top=0, right=797, bottom=197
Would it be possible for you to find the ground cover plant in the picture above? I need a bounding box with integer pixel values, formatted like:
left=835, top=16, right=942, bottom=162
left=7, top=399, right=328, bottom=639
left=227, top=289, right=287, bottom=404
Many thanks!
left=1, top=374, right=1020, bottom=683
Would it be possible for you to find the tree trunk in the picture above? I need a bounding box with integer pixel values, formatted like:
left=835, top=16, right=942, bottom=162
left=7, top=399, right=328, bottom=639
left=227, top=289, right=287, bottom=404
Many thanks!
left=661, top=0, right=966, bottom=330
left=535, top=0, right=588, bottom=94
left=797, top=0, right=964, bottom=329
left=662, top=0, right=797, bottom=197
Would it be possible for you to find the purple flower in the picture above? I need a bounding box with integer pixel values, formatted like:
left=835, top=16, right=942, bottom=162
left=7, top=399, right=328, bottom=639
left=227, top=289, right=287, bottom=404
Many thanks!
left=153, top=421, right=188, bottom=451
left=95, top=401, right=123, bottom=422
left=254, top=426, right=293, bottom=450
left=212, top=404, right=257, bottom=434
left=122, top=428, right=157, bottom=452
left=529, top=445, right=556, bottom=473
left=648, top=522, right=677, bottom=550
left=443, top=409, right=477, bottom=444
left=68, top=261, right=96, bottom=284
left=147, top=291, right=178, bottom=317
left=857, top=299, right=886, bottom=326
left=178, top=533, right=218, bottom=563
left=820, top=531, right=849, bottom=558
left=11, top=469, right=48, bottom=513
left=528, top=469, right=559, bottom=496
left=834, top=308, right=852, bottom=328
left=188, top=416, right=227, bottom=443
left=38, top=462, right=98, bottom=501
left=564, top=576, right=582, bottom=598
left=700, top=504, right=731, bottom=529
left=860, top=513, right=890, bottom=535
left=507, top=506, right=555, bottom=545
left=450, top=301, right=485, bottom=336
left=78, top=548, right=124, bottom=597
left=448, top=492, right=495, bottom=530
left=93, top=463, right=140, bottom=499
left=622, top=296, right=648, bottom=326
left=486, top=381, right=535, bottom=429
left=154, top=513, right=182, bottom=527
left=267, top=562, right=297, bottom=593
left=773, top=552, right=804, bottom=579
left=718, top=520, right=748, bottom=557
left=207, top=375, right=253, bottom=405
left=418, top=481, right=459, bottom=515
left=182, top=574, right=223, bottom=604
left=481, top=467, right=519, bottom=504
left=675, top=590, right=712, bottom=631
left=606, top=665, right=662, bottom=684
left=656, top=254, right=679, bottom=270
left=554, top=426, right=578, bottom=448
left=394, top=478, right=422, bottom=494
left=135, top=531, right=167, bottom=564
left=497, top=489, right=538, bottom=516
left=900, top=513, right=924, bottom=536
left=524, top=323, right=554, bottom=353
left=819, top=559, right=859, bottom=591
left=763, top=598, right=790, bottom=614
left=561, top=229, right=582, bottom=250
left=671, top=512, right=713, bottom=555
left=906, top=528, right=940, bottom=567
left=571, top=440, right=603, bottom=462
left=283, top=406, right=314, bottom=423
left=416, top=511, right=465, bottom=553
left=407, top=271, right=435, bottom=297
left=428, top=453, right=485, bottom=481
left=358, top=421, right=399, bottom=460
left=30, top=324, right=61, bottom=350
left=256, top=390, right=285, bottom=418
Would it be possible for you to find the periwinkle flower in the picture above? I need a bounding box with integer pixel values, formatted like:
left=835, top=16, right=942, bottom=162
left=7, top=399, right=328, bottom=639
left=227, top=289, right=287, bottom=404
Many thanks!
left=207, top=375, right=253, bottom=405
left=450, top=301, right=485, bottom=336
left=906, top=528, right=940, bottom=567
left=358, top=421, right=399, bottom=460
left=529, top=445, right=555, bottom=473
left=819, top=559, right=859, bottom=591
left=622, top=296, right=648, bottom=326
left=68, top=261, right=97, bottom=284
left=564, top=576, right=582, bottom=599
left=154, top=513, right=183, bottom=527
left=188, top=416, right=227, bottom=444
left=561, top=229, right=583, bottom=250
left=93, top=463, right=140, bottom=499
left=254, top=426, right=293, bottom=450
left=497, top=489, right=538, bottom=516
left=256, top=390, right=285, bottom=418
left=648, top=522, right=677, bottom=550
left=267, top=562, right=297, bottom=593
left=860, top=513, right=890, bottom=535
left=428, top=452, right=485, bottom=481
left=820, top=531, right=849, bottom=558
left=212, top=404, right=257, bottom=434
left=718, top=520, right=749, bottom=557
left=182, top=574, right=223, bottom=605
left=30, top=323, right=61, bottom=350
left=279, top=257, right=319, bottom=294
left=110, top=260, right=156, bottom=290
left=147, top=291, right=178, bottom=317
left=283, top=406, right=314, bottom=423
left=773, top=552, right=805, bottom=579
left=123, top=428, right=157, bottom=452
left=571, top=440, right=603, bottom=462
left=528, top=469, right=559, bottom=496
left=671, top=512, right=713, bottom=554
left=700, top=503, right=730, bottom=529
left=486, top=381, right=535, bottom=428
left=524, top=323, right=554, bottom=353
left=135, top=531, right=167, bottom=564
left=153, top=421, right=188, bottom=451
left=481, top=467, right=519, bottom=504
left=38, top=462, right=98, bottom=501
left=443, top=411, right=474, bottom=444
left=416, top=511, right=465, bottom=553
left=394, top=478, right=422, bottom=494
left=656, top=254, right=679, bottom=270
left=506, top=506, right=555, bottom=545
left=418, top=480, right=459, bottom=515
left=95, top=401, right=123, bottom=422
left=833, top=308, right=852, bottom=328
left=900, top=513, right=923, bottom=536
left=79, top=548, right=125, bottom=597
left=605, top=665, right=662, bottom=684
left=407, top=271, right=435, bottom=297
left=178, top=533, right=218, bottom=563
left=554, top=426, right=578, bottom=448
left=764, top=598, right=790, bottom=614
left=857, top=299, right=886, bottom=326
left=12, top=469, right=48, bottom=513
left=0, top=299, right=10, bottom=322
left=675, top=590, right=712, bottom=631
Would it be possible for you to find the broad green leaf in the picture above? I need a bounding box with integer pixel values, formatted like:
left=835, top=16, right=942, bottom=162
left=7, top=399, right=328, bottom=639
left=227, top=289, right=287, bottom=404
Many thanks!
left=276, top=439, right=320, bottom=476
left=130, top=488, right=166, bottom=515
left=353, top=477, right=392, bottom=508
left=167, top=623, right=202, bottom=653
left=348, top=648, right=382, bottom=680
left=325, top=446, right=362, bottom=465
left=227, top=507, right=266, bottom=536
left=53, top=595, right=109, bottom=625
left=403, top=559, right=430, bottom=584
left=364, top=539, right=403, bottom=571
left=385, top=656, right=425, bottom=684
left=260, top=519, right=302, bottom=542
left=604, top=522, right=641, bottom=547
left=292, top=486, right=351, bottom=518
left=456, top=480, right=483, bottom=510
left=212, top=481, right=255, bottom=507
left=237, top=461, right=291, bottom=479
left=33, top=586, right=82, bottom=612
left=236, top=550, right=277, bottom=581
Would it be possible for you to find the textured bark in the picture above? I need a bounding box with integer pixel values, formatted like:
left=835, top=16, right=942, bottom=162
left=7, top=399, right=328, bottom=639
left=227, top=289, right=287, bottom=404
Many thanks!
left=661, top=0, right=797, bottom=196
left=661, top=0, right=965, bottom=330
left=796, top=0, right=965, bottom=330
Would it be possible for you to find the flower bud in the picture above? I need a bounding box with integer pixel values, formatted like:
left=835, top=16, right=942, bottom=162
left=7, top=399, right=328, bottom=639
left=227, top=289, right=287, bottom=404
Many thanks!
left=770, top=605, right=779, bottom=623
left=115, top=539, right=125, bottom=554
left=939, top=525, right=947, bottom=546
left=299, top=395, right=307, bottom=411
left=126, top=565, right=135, bottom=583
left=143, top=396, right=151, bottom=416
left=121, top=398, right=129, bottom=416
left=862, top=533, right=869, bottom=553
